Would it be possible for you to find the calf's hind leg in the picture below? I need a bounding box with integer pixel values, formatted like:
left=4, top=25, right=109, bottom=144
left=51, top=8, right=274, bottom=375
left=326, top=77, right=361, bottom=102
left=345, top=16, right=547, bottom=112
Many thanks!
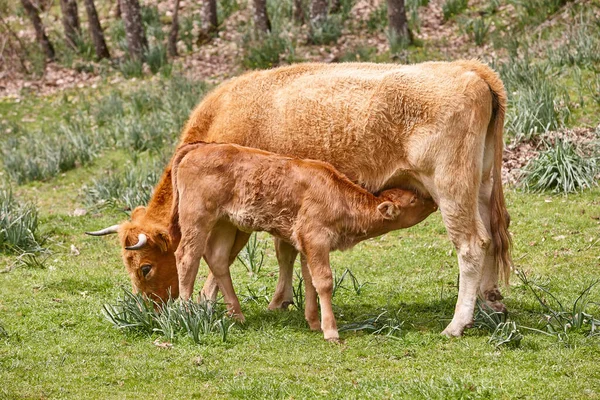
left=268, top=238, right=298, bottom=310
left=203, top=222, right=247, bottom=322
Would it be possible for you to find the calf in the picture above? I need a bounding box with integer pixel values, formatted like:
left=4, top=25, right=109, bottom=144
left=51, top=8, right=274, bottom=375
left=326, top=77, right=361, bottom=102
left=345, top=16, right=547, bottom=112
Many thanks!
left=169, top=142, right=437, bottom=341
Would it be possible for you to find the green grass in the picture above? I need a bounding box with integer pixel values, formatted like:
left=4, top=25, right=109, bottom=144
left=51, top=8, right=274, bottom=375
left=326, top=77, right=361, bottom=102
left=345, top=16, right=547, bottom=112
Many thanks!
left=1, top=150, right=599, bottom=397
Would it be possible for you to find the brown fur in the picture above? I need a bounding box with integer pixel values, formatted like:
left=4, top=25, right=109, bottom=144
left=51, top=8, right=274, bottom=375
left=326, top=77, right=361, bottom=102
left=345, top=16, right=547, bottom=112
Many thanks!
left=170, top=142, right=437, bottom=340
left=110, top=60, right=511, bottom=336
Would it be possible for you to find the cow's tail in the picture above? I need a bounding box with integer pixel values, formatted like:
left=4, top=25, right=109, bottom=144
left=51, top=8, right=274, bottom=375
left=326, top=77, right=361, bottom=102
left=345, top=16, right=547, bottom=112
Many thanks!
left=480, top=64, right=512, bottom=285
left=168, top=141, right=206, bottom=244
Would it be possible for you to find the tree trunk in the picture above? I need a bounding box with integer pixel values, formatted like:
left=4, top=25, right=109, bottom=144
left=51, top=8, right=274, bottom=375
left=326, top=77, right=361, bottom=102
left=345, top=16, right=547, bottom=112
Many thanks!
left=329, top=0, right=341, bottom=13
left=83, top=0, right=110, bottom=59
left=253, top=0, right=271, bottom=34
left=386, top=0, right=412, bottom=46
left=168, top=0, right=180, bottom=57
left=310, top=0, right=328, bottom=25
left=60, top=0, right=81, bottom=49
left=20, top=0, right=55, bottom=60
left=119, top=0, right=147, bottom=60
left=114, top=0, right=121, bottom=18
left=293, top=0, right=305, bottom=24
left=198, top=0, right=218, bottom=45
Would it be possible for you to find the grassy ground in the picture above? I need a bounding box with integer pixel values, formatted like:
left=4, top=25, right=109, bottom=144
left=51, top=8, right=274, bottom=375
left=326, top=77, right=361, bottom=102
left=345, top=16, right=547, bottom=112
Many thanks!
left=1, top=1, right=600, bottom=398
left=1, top=157, right=599, bottom=398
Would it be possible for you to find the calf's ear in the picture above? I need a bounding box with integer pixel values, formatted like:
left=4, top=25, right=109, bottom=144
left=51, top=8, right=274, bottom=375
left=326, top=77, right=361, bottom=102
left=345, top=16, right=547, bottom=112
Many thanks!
left=154, top=230, right=171, bottom=253
left=377, top=201, right=401, bottom=220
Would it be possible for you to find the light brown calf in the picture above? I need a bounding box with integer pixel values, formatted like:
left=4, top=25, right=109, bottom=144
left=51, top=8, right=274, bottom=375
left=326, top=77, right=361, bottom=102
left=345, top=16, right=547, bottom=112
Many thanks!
left=169, top=142, right=437, bottom=341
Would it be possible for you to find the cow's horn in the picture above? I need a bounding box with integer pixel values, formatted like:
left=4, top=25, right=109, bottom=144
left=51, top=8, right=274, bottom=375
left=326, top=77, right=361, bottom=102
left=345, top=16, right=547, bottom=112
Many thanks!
left=125, top=234, right=148, bottom=250
left=85, top=224, right=121, bottom=236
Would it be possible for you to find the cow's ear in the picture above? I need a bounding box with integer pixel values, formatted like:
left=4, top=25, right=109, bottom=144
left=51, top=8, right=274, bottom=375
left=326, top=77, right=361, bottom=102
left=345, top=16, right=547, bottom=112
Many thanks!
left=154, top=230, right=171, bottom=253
left=377, top=201, right=400, bottom=220
left=131, top=206, right=147, bottom=221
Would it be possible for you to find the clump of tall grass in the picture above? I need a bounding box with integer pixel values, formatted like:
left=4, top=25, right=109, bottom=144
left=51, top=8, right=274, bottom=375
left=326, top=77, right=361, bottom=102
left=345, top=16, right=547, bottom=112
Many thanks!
left=520, top=138, right=598, bottom=194
left=83, top=158, right=163, bottom=211
left=103, top=289, right=234, bottom=344
left=2, top=118, right=101, bottom=184
left=461, top=16, right=490, bottom=46
left=516, top=270, right=600, bottom=342
left=309, top=15, right=343, bottom=45
left=442, top=0, right=468, bottom=21
left=0, top=187, right=41, bottom=253
left=474, top=300, right=523, bottom=348
left=339, top=309, right=404, bottom=339
left=237, top=233, right=266, bottom=276
left=547, top=18, right=600, bottom=69
left=241, top=32, right=292, bottom=70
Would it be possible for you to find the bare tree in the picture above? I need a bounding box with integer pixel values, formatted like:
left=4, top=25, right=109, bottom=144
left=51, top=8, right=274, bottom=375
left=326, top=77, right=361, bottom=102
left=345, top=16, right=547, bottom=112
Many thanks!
left=168, top=0, right=180, bottom=57
left=20, top=0, right=55, bottom=60
left=293, top=0, right=305, bottom=24
left=310, top=0, right=328, bottom=26
left=83, top=0, right=110, bottom=59
left=198, top=0, right=218, bottom=45
left=119, top=0, right=148, bottom=60
left=253, top=0, right=271, bottom=34
left=386, top=0, right=412, bottom=47
left=60, top=0, right=81, bottom=49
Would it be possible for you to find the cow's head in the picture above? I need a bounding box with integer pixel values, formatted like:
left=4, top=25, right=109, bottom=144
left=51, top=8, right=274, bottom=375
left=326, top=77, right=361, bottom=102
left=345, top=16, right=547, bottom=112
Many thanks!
left=86, top=206, right=179, bottom=302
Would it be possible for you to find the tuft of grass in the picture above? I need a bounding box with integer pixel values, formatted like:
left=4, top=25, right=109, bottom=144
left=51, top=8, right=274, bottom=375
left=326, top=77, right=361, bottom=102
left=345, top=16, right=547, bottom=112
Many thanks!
left=0, top=187, right=41, bottom=253
left=521, top=138, right=598, bottom=194
left=442, top=0, right=468, bottom=21
left=309, top=15, right=343, bottom=45
left=339, top=45, right=376, bottom=62
left=332, top=268, right=369, bottom=296
left=118, top=57, right=144, bottom=78
left=462, top=16, right=490, bottom=46
left=83, top=158, right=163, bottom=211
left=102, top=289, right=233, bottom=344
left=241, top=32, right=293, bottom=70
left=237, top=233, right=266, bottom=276
left=547, top=18, right=600, bottom=69
left=516, top=270, right=600, bottom=342
left=474, top=300, right=523, bottom=348
left=367, top=2, right=388, bottom=33
left=144, top=44, right=169, bottom=75
left=339, top=309, right=404, bottom=338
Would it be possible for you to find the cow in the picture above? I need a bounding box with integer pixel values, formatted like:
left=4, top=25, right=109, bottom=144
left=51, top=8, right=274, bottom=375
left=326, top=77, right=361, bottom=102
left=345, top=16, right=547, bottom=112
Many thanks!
left=87, top=60, right=511, bottom=337
left=168, top=141, right=438, bottom=341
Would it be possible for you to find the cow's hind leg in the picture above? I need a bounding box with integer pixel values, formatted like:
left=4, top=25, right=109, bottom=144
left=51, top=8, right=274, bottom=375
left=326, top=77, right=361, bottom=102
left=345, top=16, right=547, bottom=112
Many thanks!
left=477, top=180, right=507, bottom=314
left=437, top=186, right=491, bottom=337
left=268, top=238, right=297, bottom=310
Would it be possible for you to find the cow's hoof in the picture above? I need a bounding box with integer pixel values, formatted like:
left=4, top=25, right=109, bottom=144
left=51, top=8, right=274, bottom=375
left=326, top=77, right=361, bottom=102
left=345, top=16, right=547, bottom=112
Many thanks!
left=307, top=320, right=321, bottom=331
left=484, top=289, right=507, bottom=315
left=441, top=322, right=467, bottom=338
left=326, top=337, right=343, bottom=344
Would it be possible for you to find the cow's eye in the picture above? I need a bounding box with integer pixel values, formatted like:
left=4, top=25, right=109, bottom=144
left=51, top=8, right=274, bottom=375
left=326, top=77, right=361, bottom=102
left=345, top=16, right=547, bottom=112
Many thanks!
left=141, top=264, right=152, bottom=277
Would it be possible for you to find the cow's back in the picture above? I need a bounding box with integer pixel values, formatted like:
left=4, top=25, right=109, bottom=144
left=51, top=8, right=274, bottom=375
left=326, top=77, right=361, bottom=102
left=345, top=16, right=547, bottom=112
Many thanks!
left=181, top=62, right=495, bottom=192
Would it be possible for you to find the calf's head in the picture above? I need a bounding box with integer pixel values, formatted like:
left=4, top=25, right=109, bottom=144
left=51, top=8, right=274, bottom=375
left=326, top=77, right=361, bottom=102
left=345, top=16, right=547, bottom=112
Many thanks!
left=86, top=206, right=179, bottom=302
left=377, top=189, right=438, bottom=228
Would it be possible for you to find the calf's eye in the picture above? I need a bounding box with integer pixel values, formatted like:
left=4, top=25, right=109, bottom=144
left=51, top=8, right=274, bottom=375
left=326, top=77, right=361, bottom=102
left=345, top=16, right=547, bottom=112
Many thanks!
left=141, top=264, right=152, bottom=277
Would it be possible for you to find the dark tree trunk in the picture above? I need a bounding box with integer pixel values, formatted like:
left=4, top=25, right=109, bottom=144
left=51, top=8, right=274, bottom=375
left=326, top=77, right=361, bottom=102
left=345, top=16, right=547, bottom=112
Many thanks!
left=329, top=0, right=341, bottom=13
left=60, top=0, right=81, bottom=49
left=20, top=0, right=55, bottom=60
left=198, top=0, right=218, bottom=45
left=119, top=0, right=147, bottom=60
left=114, top=0, right=121, bottom=18
left=386, top=0, right=412, bottom=46
left=168, top=0, right=180, bottom=57
left=310, top=0, right=328, bottom=25
left=253, top=0, right=271, bottom=34
left=293, top=0, right=305, bottom=24
left=83, top=0, right=110, bottom=59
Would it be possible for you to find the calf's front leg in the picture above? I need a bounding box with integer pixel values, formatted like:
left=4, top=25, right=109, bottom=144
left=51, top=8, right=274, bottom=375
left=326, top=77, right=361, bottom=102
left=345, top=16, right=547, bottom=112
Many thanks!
left=305, top=248, right=338, bottom=342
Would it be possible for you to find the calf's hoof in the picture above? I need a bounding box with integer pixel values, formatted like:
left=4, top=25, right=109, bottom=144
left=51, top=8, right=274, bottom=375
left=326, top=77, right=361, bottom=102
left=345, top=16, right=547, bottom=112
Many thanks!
left=323, top=329, right=340, bottom=342
left=441, top=320, right=472, bottom=338
left=307, top=319, right=321, bottom=331
left=229, top=311, right=246, bottom=324
left=267, top=298, right=294, bottom=311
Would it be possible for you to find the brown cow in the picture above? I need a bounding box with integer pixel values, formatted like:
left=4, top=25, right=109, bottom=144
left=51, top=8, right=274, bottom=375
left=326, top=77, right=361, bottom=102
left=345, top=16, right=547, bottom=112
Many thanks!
left=169, top=141, right=438, bottom=341
left=87, top=60, right=511, bottom=337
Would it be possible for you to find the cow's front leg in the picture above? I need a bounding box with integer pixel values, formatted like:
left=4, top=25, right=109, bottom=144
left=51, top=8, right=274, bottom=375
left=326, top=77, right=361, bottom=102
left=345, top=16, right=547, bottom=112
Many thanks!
left=268, top=238, right=297, bottom=310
